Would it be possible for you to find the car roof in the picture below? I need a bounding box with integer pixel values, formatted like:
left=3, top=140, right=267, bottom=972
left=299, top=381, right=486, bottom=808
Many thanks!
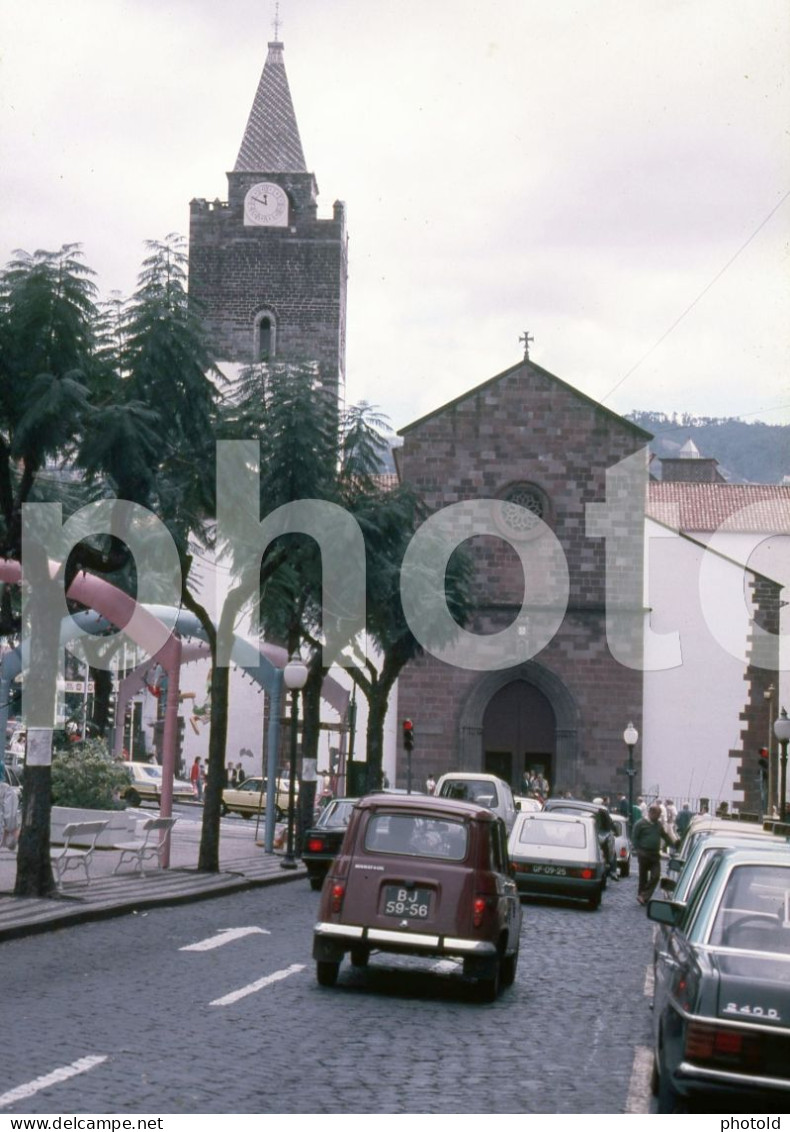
left=356, top=791, right=496, bottom=821
left=514, top=810, right=595, bottom=825
left=544, top=798, right=604, bottom=813
left=436, top=772, right=508, bottom=784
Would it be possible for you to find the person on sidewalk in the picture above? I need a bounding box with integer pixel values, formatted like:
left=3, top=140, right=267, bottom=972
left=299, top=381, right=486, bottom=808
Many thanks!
left=633, top=802, right=679, bottom=905
left=190, top=756, right=204, bottom=801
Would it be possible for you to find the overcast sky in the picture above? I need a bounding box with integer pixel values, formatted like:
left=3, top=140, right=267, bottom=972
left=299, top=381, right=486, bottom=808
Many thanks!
left=1, top=0, right=788, bottom=435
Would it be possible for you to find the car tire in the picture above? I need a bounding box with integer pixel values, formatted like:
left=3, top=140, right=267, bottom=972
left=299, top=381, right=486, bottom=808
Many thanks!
left=221, top=803, right=229, bottom=817
left=588, top=888, right=602, bottom=910
left=474, top=958, right=500, bottom=1004
left=275, top=806, right=284, bottom=821
left=619, top=860, right=631, bottom=878
left=309, top=875, right=324, bottom=892
left=350, top=948, right=369, bottom=968
left=500, top=947, right=518, bottom=988
left=316, top=960, right=340, bottom=987
left=241, top=812, right=253, bottom=820
left=126, top=788, right=141, bottom=807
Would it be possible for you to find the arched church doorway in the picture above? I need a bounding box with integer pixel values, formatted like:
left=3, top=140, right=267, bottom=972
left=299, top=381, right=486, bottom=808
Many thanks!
left=482, top=680, right=556, bottom=793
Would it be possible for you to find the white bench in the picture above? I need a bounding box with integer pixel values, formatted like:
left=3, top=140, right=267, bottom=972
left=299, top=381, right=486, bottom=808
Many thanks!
left=113, top=816, right=177, bottom=875
left=51, top=820, right=109, bottom=886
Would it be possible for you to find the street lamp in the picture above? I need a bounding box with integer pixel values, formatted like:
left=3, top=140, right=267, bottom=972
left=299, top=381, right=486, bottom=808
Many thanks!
left=281, top=654, right=309, bottom=870
left=623, top=722, right=639, bottom=836
left=774, top=708, right=790, bottom=823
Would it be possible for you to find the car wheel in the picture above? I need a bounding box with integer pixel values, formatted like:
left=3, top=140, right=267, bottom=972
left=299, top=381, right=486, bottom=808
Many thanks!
left=500, top=947, right=518, bottom=988
left=316, top=960, right=340, bottom=987
left=619, top=860, right=631, bottom=878
left=275, top=806, right=284, bottom=821
left=241, top=812, right=253, bottom=820
left=309, top=875, right=324, bottom=892
left=587, top=887, right=602, bottom=910
left=350, top=948, right=369, bottom=968
left=126, top=788, right=141, bottom=807
left=650, top=1052, right=660, bottom=1097
left=220, top=802, right=229, bottom=817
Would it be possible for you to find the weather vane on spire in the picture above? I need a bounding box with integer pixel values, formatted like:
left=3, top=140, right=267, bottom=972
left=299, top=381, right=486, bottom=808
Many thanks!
left=520, top=330, right=534, bottom=360
left=273, top=1, right=282, bottom=40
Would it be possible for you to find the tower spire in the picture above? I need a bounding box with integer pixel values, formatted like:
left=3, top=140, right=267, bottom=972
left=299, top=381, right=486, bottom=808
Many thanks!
left=234, top=35, right=306, bottom=173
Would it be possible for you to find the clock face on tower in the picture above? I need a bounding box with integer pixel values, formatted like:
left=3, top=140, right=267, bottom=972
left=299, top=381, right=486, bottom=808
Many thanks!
left=244, top=181, right=289, bottom=227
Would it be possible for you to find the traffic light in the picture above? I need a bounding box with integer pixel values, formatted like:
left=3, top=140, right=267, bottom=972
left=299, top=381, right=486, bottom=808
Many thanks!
left=403, top=719, right=414, bottom=752
left=758, top=747, right=769, bottom=784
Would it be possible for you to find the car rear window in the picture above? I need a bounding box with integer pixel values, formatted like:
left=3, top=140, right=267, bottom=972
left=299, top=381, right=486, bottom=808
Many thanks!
left=439, top=780, right=499, bottom=808
left=709, top=864, right=790, bottom=953
left=364, top=813, right=468, bottom=860
left=516, top=819, right=587, bottom=849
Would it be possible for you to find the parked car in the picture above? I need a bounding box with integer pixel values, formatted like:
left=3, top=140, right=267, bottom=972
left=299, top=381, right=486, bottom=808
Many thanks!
left=221, top=775, right=295, bottom=820
left=610, top=813, right=631, bottom=877
left=303, top=797, right=356, bottom=890
left=513, top=794, right=543, bottom=814
left=434, top=772, right=518, bottom=831
left=648, top=846, right=790, bottom=1112
left=662, top=828, right=786, bottom=904
left=313, top=792, right=522, bottom=1001
left=1, top=762, right=22, bottom=794
left=508, top=810, right=606, bottom=909
left=542, top=797, right=617, bottom=880
left=120, top=761, right=194, bottom=807
left=675, top=815, right=769, bottom=865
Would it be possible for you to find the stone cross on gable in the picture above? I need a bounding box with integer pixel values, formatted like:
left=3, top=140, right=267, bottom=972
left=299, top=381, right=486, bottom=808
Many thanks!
left=273, top=1, right=282, bottom=40
left=520, top=330, right=534, bottom=360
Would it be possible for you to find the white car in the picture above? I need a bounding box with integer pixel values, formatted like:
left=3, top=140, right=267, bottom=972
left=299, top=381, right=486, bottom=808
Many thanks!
left=610, top=813, right=631, bottom=877
left=434, top=772, right=518, bottom=831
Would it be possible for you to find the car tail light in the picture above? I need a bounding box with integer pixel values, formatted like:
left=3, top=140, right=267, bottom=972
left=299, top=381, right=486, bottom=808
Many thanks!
left=306, top=837, right=325, bottom=853
left=684, top=1021, right=761, bottom=1068
left=330, top=882, right=345, bottom=914
left=579, top=868, right=595, bottom=880
left=473, top=897, right=486, bottom=928
left=619, top=847, right=628, bottom=858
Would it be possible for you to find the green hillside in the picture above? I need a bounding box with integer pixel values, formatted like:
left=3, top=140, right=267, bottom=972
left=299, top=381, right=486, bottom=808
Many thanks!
left=625, top=412, right=789, bottom=485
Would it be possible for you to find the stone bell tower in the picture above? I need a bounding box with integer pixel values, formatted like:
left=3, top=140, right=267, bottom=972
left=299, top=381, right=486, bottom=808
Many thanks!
left=188, top=38, right=348, bottom=394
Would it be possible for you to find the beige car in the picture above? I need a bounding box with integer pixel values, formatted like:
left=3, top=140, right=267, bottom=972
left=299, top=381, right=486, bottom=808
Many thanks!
left=121, top=761, right=195, bottom=807
left=221, top=776, right=296, bottom=820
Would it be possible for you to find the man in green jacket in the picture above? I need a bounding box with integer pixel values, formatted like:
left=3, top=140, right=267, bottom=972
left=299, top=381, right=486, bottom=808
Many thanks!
left=633, top=803, right=679, bottom=905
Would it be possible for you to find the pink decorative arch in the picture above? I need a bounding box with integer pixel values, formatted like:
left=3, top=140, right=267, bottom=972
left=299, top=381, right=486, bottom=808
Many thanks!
left=0, top=558, right=182, bottom=863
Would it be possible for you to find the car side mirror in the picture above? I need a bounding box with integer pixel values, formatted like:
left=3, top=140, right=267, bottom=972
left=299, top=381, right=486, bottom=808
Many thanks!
left=647, top=899, right=683, bottom=926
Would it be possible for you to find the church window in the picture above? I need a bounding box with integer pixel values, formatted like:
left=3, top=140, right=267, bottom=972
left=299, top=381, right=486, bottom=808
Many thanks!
left=498, top=483, right=551, bottom=539
left=255, top=312, right=276, bottom=361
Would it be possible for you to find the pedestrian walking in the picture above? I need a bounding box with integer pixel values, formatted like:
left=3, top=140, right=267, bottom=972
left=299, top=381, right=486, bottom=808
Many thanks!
left=632, top=803, right=679, bottom=905
left=190, top=756, right=203, bottom=801
left=675, top=802, right=693, bottom=839
left=426, top=774, right=436, bottom=795
left=236, top=762, right=246, bottom=786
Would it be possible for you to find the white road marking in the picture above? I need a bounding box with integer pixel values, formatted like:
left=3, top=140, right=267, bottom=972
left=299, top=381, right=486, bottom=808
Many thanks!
left=625, top=1044, right=653, bottom=1113
left=0, top=1055, right=108, bottom=1109
left=643, top=961, right=655, bottom=998
left=180, top=926, right=271, bottom=951
left=210, top=963, right=305, bottom=1005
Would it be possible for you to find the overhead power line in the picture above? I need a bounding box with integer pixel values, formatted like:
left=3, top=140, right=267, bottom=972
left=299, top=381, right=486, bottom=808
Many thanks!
left=602, top=188, right=790, bottom=405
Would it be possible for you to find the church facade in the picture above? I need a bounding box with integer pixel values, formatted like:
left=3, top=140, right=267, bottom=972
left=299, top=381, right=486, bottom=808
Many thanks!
left=395, top=358, right=652, bottom=799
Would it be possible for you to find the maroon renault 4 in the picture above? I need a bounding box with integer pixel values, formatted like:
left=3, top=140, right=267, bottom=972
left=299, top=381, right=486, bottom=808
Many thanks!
left=312, top=792, right=522, bottom=1000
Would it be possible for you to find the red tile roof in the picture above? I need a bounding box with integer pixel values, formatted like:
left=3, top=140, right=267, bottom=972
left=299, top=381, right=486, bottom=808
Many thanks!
left=647, top=483, right=790, bottom=533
